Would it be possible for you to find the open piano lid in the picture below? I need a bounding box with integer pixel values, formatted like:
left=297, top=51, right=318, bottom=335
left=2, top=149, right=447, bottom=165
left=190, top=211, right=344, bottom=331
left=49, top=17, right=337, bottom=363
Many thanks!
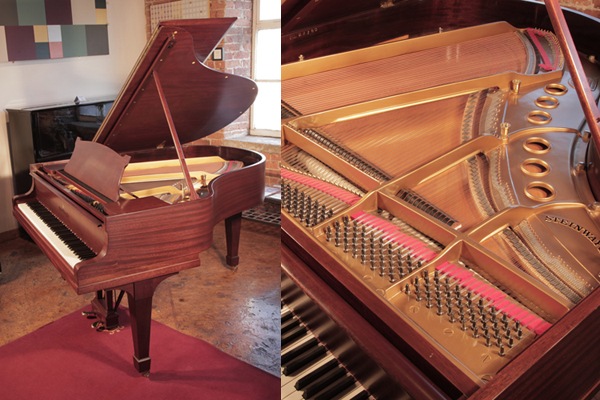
left=93, top=18, right=257, bottom=153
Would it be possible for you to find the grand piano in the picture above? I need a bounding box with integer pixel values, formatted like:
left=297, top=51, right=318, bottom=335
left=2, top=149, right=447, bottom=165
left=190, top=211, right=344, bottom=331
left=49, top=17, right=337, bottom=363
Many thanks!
left=12, top=18, right=265, bottom=375
left=281, top=1, right=600, bottom=399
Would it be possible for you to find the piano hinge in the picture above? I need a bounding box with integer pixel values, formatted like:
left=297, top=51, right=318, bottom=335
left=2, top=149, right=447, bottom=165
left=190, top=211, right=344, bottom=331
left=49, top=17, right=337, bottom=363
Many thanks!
left=380, top=0, right=393, bottom=8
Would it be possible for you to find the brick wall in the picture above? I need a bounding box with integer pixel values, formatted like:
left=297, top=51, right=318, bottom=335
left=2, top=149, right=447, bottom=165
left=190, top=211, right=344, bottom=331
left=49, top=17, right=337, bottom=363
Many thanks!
left=144, top=0, right=281, bottom=188
left=560, top=0, right=600, bottom=18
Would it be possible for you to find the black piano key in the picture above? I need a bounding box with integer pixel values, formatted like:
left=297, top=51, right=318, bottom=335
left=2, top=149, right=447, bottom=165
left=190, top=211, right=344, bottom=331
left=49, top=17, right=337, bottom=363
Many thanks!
left=295, top=358, right=338, bottom=390
left=283, top=345, right=327, bottom=376
left=348, top=390, right=370, bottom=400
left=314, top=375, right=356, bottom=400
left=27, top=201, right=97, bottom=261
left=282, top=324, right=308, bottom=347
left=302, top=365, right=347, bottom=398
left=282, top=317, right=300, bottom=334
left=282, top=337, right=319, bottom=365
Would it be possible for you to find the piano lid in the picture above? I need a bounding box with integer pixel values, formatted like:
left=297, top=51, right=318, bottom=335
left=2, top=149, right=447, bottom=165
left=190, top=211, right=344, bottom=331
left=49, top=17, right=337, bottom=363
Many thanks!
left=93, top=18, right=257, bottom=154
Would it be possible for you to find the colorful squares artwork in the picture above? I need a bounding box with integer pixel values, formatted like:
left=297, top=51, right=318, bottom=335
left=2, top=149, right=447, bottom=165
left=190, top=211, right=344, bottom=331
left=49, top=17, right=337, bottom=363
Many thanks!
left=33, top=24, right=48, bottom=41
left=0, top=27, right=8, bottom=62
left=85, top=24, right=107, bottom=55
left=0, top=0, right=107, bottom=62
left=45, top=0, right=72, bottom=25
left=95, top=8, right=106, bottom=24
left=47, top=24, right=60, bottom=41
left=70, top=0, right=96, bottom=25
left=17, top=0, right=47, bottom=26
left=0, top=1, right=19, bottom=26
left=61, top=24, right=85, bottom=57
left=35, top=41, right=49, bottom=58
left=5, top=25, right=36, bottom=61
left=48, top=40, right=62, bottom=58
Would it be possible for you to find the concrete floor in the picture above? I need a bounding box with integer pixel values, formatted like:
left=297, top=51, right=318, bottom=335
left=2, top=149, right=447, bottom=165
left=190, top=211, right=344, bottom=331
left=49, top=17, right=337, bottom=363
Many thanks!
left=0, top=218, right=281, bottom=377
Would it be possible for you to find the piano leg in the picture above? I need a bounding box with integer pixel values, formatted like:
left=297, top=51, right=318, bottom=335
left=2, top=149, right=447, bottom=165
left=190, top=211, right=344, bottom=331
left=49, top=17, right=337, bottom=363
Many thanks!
left=225, top=212, right=242, bottom=267
left=121, top=274, right=176, bottom=375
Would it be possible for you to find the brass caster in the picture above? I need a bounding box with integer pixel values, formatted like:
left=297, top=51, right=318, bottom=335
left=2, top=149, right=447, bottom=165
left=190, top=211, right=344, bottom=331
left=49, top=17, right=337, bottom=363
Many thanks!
left=142, top=372, right=150, bottom=378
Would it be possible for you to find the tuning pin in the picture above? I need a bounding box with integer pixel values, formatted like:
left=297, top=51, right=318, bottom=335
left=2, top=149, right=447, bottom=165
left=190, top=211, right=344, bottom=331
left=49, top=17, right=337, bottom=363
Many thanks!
left=461, top=318, right=468, bottom=331
left=499, top=344, right=506, bottom=357
left=449, top=311, right=456, bottom=323
left=389, top=271, right=396, bottom=283
left=426, top=297, right=433, bottom=309
left=436, top=300, right=444, bottom=316
left=473, top=326, right=480, bottom=338
left=405, top=284, right=411, bottom=296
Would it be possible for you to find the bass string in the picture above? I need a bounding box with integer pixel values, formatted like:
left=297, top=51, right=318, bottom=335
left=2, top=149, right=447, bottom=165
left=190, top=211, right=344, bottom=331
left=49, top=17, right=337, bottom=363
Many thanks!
left=283, top=31, right=528, bottom=115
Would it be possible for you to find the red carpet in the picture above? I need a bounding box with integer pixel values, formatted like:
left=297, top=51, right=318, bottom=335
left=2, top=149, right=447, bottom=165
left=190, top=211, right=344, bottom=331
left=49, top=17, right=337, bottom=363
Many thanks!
left=0, top=307, right=279, bottom=400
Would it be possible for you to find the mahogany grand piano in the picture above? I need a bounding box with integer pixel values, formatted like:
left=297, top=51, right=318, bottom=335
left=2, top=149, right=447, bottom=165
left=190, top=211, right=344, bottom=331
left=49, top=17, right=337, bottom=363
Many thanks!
left=12, top=18, right=265, bottom=375
left=281, top=1, right=600, bottom=399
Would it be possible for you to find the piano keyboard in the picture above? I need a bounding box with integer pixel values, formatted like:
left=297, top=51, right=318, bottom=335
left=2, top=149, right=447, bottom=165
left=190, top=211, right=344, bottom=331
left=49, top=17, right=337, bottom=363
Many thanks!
left=17, top=201, right=97, bottom=268
left=281, top=306, right=374, bottom=400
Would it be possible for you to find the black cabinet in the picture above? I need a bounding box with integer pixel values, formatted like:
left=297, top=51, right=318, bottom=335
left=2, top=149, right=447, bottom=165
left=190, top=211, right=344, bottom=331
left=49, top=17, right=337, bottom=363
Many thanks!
left=7, top=98, right=114, bottom=195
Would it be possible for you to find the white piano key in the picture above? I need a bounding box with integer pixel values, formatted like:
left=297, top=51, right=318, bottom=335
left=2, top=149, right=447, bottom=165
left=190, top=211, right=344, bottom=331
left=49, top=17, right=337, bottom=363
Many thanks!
left=17, top=202, right=81, bottom=269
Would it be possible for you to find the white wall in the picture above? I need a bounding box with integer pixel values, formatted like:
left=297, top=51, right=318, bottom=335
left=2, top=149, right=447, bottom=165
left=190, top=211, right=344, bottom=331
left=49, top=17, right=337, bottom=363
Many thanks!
left=0, top=0, right=146, bottom=234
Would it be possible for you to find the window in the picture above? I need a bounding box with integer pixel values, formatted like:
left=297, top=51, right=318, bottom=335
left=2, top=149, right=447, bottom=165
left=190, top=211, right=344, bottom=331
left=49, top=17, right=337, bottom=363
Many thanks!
left=250, top=0, right=280, bottom=137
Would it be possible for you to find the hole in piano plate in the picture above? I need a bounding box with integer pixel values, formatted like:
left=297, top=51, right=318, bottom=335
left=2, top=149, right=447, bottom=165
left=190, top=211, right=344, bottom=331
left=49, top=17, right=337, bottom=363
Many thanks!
left=525, top=182, right=556, bottom=202
left=534, top=96, right=559, bottom=109
left=521, top=159, right=550, bottom=177
left=544, top=83, right=568, bottom=96
left=526, top=110, right=552, bottom=125
left=523, top=137, right=551, bottom=155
